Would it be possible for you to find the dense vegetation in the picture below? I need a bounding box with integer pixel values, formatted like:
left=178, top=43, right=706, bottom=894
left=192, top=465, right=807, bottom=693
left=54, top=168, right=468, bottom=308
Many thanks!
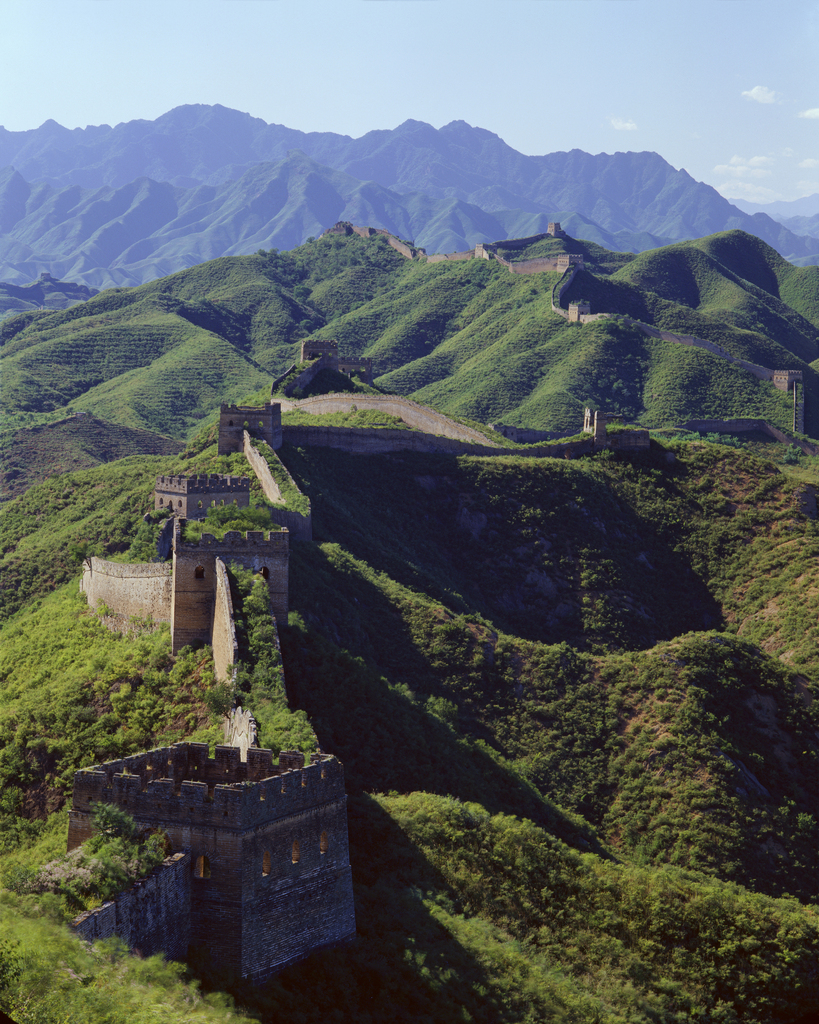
left=1, top=426, right=818, bottom=1021
left=1, top=228, right=814, bottom=443
left=2, top=229, right=819, bottom=1020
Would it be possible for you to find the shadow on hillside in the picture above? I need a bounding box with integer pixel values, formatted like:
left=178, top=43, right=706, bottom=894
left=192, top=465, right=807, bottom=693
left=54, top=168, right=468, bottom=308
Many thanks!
left=279, top=576, right=604, bottom=858
left=282, top=444, right=722, bottom=650
left=197, top=794, right=540, bottom=1023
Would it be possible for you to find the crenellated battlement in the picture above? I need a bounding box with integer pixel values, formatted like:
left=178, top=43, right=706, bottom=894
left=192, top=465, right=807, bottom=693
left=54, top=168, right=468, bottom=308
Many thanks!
left=68, top=744, right=344, bottom=836
left=156, top=474, right=250, bottom=495
left=176, top=528, right=289, bottom=552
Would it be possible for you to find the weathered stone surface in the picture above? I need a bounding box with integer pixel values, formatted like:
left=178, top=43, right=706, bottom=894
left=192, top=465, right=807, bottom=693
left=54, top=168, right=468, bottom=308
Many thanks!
left=67, top=744, right=356, bottom=982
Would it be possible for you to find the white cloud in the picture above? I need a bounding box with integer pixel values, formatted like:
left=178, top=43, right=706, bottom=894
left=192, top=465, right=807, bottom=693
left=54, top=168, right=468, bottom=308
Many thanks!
left=798, top=158, right=819, bottom=168
left=742, top=86, right=778, bottom=104
left=714, top=155, right=773, bottom=179
left=798, top=108, right=819, bottom=119
left=796, top=180, right=819, bottom=194
left=715, top=181, right=783, bottom=204
left=610, top=117, right=637, bottom=131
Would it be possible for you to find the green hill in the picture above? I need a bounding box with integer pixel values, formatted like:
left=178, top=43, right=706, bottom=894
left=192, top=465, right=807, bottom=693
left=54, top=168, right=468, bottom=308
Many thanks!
left=4, top=228, right=817, bottom=449
left=0, top=427, right=817, bottom=1021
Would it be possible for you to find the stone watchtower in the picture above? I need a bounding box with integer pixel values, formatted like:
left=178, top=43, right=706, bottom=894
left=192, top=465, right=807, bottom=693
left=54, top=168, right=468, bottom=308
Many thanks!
left=154, top=475, right=250, bottom=520
left=218, top=403, right=282, bottom=455
left=67, top=743, right=356, bottom=982
left=568, top=301, right=591, bottom=322
left=170, top=520, right=289, bottom=654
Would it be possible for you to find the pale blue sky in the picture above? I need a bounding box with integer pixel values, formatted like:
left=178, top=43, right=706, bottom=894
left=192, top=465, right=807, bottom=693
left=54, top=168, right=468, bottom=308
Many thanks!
left=2, top=0, right=819, bottom=203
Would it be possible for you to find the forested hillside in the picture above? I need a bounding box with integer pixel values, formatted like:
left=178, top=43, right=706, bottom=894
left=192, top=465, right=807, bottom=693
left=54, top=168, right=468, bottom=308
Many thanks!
left=0, top=419, right=818, bottom=1021
left=2, top=228, right=817, bottom=450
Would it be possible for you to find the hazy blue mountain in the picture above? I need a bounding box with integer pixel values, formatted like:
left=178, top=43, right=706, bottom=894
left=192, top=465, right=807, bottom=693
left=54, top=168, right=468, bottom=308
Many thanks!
left=2, top=105, right=819, bottom=284
left=732, top=194, right=819, bottom=220
left=0, top=156, right=671, bottom=288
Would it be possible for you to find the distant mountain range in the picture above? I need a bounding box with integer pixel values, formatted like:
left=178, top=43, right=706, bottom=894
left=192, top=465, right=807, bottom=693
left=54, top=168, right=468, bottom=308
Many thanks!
left=2, top=104, right=819, bottom=289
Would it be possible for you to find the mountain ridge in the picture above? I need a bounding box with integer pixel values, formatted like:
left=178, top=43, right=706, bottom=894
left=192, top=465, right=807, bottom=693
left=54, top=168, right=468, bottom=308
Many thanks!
left=1, top=105, right=817, bottom=289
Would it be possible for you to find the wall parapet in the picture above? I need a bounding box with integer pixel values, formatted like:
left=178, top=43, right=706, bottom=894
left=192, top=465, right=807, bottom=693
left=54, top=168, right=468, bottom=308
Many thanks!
left=80, top=557, right=172, bottom=623
left=279, top=393, right=502, bottom=448
left=243, top=433, right=312, bottom=541
left=68, top=745, right=344, bottom=839
left=71, top=853, right=191, bottom=961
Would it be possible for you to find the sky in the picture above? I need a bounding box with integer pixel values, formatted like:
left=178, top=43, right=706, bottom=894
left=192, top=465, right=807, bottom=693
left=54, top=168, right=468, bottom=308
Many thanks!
left=2, top=0, right=819, bottom=206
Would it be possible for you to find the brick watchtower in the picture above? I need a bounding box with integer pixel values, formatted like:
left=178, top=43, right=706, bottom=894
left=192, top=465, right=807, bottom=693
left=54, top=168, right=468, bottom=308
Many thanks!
left=218, top=403, right=282, bottom=455
left=154, top=475, right=250, bottom=520
left=171, top=521, right=289, bottom=654
left=67, top=743, right=356, bottom=982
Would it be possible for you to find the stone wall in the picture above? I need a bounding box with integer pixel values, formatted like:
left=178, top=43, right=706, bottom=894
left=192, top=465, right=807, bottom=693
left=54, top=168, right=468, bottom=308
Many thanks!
left=80, top=558, right=172, bottom=622
left=212, top=557, right=238, bottom=683
left=280, top=393, right=502, bottom=448
left=282, top=423, right=594, bottom=459
left=154, top=474, right=250, bottom=521
left=242, top=433, right=312, bottom=541
left=282, top=354, right=333, bottom=397
left=282, top=424, right=503, bottom=455
left=677, top=418, right=819, bottom=455
left=425, top=250, right=475, bottom=263
left=67, top=744, right=355, bottom=982
left=219, top=403, right=282, bottom=454
left=71, top=853, right=191, bottom=960
left=171, top=521, right=288, bottom=653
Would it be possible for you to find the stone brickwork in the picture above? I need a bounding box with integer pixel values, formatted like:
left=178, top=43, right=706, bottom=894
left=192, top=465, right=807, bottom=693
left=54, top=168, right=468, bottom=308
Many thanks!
left=171, top=520, right=288, bottom=655
left=772, top=370, right=803, bottom=391
left=212, top=557, right=238, bottom=682
left=80, top=558, right=172, bottom=622
left=301, top=339, right=338, bottom=361
left=154, top=474, right=249, bottom=520
left=243, top=433, right=312, bottom=541
left=282, top=423, right=594, bottom=459
left=218, top=403, right=282, bottom=455
left=568, top=301, right=591, bottom=322
left=279, top=393, right=502, bottom=448
left=71, top=853, right=191, bottom=960
left=67, top=744, right=356, bottom=981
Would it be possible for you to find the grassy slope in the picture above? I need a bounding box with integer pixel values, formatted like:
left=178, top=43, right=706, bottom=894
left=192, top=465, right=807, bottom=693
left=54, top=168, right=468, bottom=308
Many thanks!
left=1, top=414, right=182, bottom=501
left=1, top=438, right=818, bottom=1020
left=1, top=229, right=815, bottom=445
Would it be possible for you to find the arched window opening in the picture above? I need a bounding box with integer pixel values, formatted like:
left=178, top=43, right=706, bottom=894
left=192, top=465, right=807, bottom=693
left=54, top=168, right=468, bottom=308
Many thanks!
left=220, top=499, right=225, bottom=506
left=177, top=499, right=183, bottom=508
left=228, top=420, right=234, bottom=426
left=195, top=855, right=211, bottom=879
left=320, top=831, right=328, bottom=855
left=262, top=850, right=271, bottom=877
left=291, top=840, right=300, bottom=864
left=197, top=500, right=203, bottom=508
left=195, top=565, right=205, bottom=579
left=258, top=420, right=264, bottom=430
left=158, top=498, right=163, bottom=506
left=260, top=566, right=269, bottom=580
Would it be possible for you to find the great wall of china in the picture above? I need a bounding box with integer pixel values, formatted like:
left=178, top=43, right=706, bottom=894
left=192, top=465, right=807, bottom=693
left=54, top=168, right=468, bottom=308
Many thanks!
left=67, top=220, right=814, bottom=977
left=322, top=221, right=807, bottom=434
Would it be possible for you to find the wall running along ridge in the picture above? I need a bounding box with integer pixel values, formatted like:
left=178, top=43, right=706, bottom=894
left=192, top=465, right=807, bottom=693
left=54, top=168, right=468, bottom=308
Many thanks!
left=71, top=853, right=191, bottom=960
left=242, top=432, right=312, bottom=541
left=80, top=558, right=172, bottom=622
left=280, top=393, right=501, bottom=448
left=282, top=422, right=595, bottom=458
left=68, top=743, right=356, bottom=982
left=212, top=557, right=238, bottom=683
